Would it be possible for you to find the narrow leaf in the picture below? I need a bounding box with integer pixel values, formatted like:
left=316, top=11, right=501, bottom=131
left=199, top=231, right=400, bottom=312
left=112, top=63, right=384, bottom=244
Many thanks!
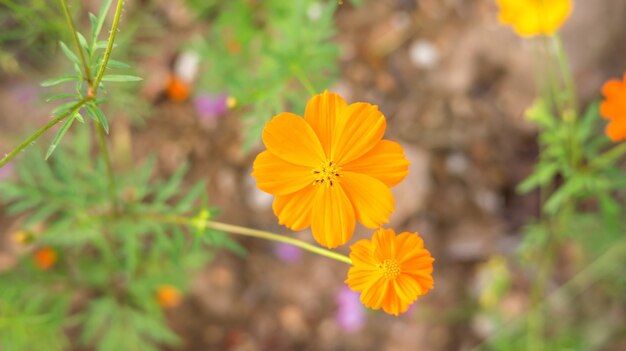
left=59, top=41, right=81, bottom=66
left=101, top=75, right=143, bottom=82
left=41, top=76, right=79, bottom=87
left=86, top=104, right=109, bottom=134
left=46, top=115, right=76, bottom=160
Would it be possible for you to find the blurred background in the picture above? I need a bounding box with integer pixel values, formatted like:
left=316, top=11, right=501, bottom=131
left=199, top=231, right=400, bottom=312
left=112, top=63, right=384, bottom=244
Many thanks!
left=1, top=0, right=626, bottom=350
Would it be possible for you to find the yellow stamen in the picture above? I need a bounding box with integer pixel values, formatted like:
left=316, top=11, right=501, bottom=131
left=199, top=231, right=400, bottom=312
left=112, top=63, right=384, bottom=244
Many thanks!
left=312, top=161, right=341, bottom=187
left=379, top=259, right=401, bottom=279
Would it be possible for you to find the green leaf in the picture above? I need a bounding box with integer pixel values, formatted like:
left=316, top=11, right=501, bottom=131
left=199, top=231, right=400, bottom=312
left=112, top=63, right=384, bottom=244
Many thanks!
left=52, top=100, right=80, bottom=117
left=41, top=76, right=79, bottom=87
left=90, top=0, right=113, bottom=46
left=106, top=59, right=131, bottom=69
left=517, top=163, right=560, bottom=194
left=46, top=115, right=76, bottom=160
left=59, top=41, right=81, bottom=66
left=44, top=93, right=78, bottom=102
left=101, top=75, right=143, bottom=82
left=77, top=31, right=90, bottom=52
left=85, top=104, right=109, bottom=134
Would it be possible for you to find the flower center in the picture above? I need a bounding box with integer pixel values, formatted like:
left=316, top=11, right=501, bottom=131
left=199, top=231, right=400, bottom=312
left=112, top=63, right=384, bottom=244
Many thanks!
left=312, top=161, right=341, bottom=187
left=378, top=259, right=401, bottom=280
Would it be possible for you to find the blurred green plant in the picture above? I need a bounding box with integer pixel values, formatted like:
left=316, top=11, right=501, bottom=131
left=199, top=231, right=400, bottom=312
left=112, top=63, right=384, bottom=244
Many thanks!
left=473, top=34, right=626, bottom=351
left=188, top=0, right=340, bottom=149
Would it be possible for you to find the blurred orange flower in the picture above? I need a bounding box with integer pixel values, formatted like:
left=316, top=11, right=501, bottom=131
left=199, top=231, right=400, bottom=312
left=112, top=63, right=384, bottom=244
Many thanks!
left=496, top=0, right=572, bottom=37
left=156, top=285, right=182, bottom=309
left=34, top=247, right=57, bottom=270
left=345, top=228, right=434, bottom=316
left=166, top=75, right=190, bottom=102
left=252, top=91, right=409, bottom=248
left=600, top=73, right=626, bottom=142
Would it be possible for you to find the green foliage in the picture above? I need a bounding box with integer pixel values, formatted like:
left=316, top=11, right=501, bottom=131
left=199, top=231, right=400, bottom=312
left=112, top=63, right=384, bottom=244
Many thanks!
left=189, top=0, right=340, bottom=149
left=0, top=129, right=244, bottom=350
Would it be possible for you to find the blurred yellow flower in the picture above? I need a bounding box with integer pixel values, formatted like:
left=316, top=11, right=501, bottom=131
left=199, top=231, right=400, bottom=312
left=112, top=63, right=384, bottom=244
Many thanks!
left=345, top=228, right=434, bottom=316
left=156, top=285, right=182, bottom=309
left=496, top=0, right=572, bottom=37
left=252, top=91, right=409, bottom=248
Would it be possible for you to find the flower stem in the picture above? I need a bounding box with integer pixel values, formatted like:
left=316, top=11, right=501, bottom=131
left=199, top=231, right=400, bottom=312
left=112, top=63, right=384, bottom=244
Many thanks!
left=59, top=0, right=92, bottom=85
left=95, top=123, right=118, bottom=214
left=92, top=0, right=125, bottom=95
left=141, top=214, right=352, bottom=265
left=291, top=64, right=318, bottom=96
left=0, top=99, right=89, bottom=168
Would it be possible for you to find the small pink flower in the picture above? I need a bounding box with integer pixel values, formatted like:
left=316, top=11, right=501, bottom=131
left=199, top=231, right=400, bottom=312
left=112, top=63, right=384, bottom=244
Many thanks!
left=194, top=93, right=230, bottom=120
left=336, top=286, right=365, bottom=332
left=273, top=243, right=302, bottom=263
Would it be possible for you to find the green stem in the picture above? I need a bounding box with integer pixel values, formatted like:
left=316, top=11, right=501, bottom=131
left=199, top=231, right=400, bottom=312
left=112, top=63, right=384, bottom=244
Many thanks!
left=59, top=0, right=92, bottom=84
left=551, top=35, right=577, bottom=114
left=142, top=214, right=352, bottom=265
left=291, top=64, right=317, bottom=96
left=91, top=0, right=125, bottom=95
left=0, top=99, right=89, bottom=168
left=95, top=123, right=118, bottom=214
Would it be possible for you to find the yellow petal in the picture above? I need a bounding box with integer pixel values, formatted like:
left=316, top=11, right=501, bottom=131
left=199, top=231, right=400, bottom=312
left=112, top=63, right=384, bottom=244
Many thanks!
left=262, top=112, right=326, bottom=167
left=304, top=91, right=347, bottom=157
left=343, top=140, right=409, bottom=187
left=252, top=151, right=313, bottom=195
left=348, top=238, right=378, bottom=267
left=381, top=287, right=411, bottom=316
left=346, top=266, right=381, bottom=292
left=341, top=172, right=394, bottom=229
left=272, top=185, right=318, bottom=231
left=310, top=185, right=355, bottom=248
left=360, top=277, right=390, bottom=310
left=332, top=102, right=386, bottom=164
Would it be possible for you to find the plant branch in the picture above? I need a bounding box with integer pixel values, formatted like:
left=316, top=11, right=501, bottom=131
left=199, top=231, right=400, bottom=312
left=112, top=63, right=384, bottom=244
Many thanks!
left=95, top=122, right=119, bottom=214
left=91, top=0, right=125, bottom=96
left=138, top=213, right=352, bottom=265
left=59, top=0, right=92, bottom=85
left=0, top=99, right=89, bottom=168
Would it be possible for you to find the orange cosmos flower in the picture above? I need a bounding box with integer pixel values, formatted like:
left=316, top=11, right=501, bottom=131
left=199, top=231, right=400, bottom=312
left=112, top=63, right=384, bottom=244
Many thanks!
left=33, top=247, right=57, bottom=270
left=252, top=91, right=409, bottom=248
left=345, top=228, right=434, bottom=316
left=600, top=73, right=626, bottom=142
left=166, top=75, right=190, bottom=102
left=496, top=0, right=572, bottom=37
left=156, top=285, right=182, bottom=309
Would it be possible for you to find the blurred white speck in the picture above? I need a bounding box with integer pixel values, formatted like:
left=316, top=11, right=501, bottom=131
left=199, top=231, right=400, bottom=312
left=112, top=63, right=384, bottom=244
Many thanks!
left=245, top=173, right=274, bottom=211
left=307, top=2, right=323, bottom=22
left=409, top=40, right=439, bottom=69
left=475, top=190, right=502, bottom=213
left=390, top=12, right=411, bottom=31
left=174, top=51, right=200, bottom=84
left=446, top=152, right=469, bottom=176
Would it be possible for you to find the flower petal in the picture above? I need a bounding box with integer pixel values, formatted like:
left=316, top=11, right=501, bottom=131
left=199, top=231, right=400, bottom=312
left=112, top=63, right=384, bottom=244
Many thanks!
left=341, top=172, right=394, bottom=229
left=311, top=185, right=355, bottom=248
left=332, top=102, right=386, bottom=164
left=605, top=120, right=626, bottom=142
left=346, top=266, right=381, bottom=292
left=272, top=185, right=318, bottom=231
left=304, top=91, right=347, bottom=157
left=252, top=151, right=313, bottom=195
left=360, top=277, right=390, bottom=311
left=343, top=140, right=409, bottom=187
left=262, top=112, right=326, bottom=167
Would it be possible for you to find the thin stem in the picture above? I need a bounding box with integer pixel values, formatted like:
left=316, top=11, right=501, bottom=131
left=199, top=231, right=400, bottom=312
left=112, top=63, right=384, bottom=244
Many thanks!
left=92, top=0, right=125, bottom=95
left=551, top=35, right=577, bottom=114
left=141, top=214, right=352, bottom=265
left=95, top=123, right=118, bottom=214
left=0, top=99, right=89, bottom=168
left=59, top=0, right=92, bottom=85
left=291, top=64, right=317, bottom=96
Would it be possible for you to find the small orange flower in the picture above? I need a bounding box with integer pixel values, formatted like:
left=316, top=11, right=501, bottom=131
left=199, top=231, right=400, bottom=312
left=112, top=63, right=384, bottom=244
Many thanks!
left=496, top=0, right=572, bottom=37
left=34, top=247, right=57, bottom=270
left=166, top=75, right=190, bottom=102
left=600, top=73, right=626, bottom=142
left=156, top=285, right=182, bottom=309
left=252, top=91, right=409, bottom=248
left=345, top=228, right=434, bottom=316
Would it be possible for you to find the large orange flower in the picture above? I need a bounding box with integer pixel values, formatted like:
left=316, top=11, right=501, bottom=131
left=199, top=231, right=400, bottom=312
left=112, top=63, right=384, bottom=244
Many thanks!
left=496, top=0, right=572, bottom=37
left=252, top=91, right=409, bottom=248
left=345, top=228, right=434, bottom=315
left=600, top=73, right=626, bottom=142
